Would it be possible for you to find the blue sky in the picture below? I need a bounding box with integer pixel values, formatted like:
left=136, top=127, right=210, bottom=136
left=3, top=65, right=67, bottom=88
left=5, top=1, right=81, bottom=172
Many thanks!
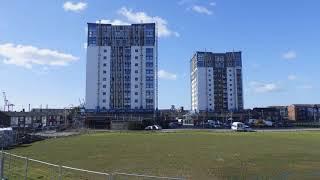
left=0, top=0, right=319, bottom=110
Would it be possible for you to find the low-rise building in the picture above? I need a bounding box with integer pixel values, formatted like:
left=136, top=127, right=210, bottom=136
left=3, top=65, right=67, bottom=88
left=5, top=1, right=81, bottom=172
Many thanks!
left=0, top=109, right=72, bottom=129
left=268, top=106, right=288, bottom=121
left=251, top=108, right=281, bottom=122
left=288, top=104, right=320, bottom=121
left=0, top=112, right=11, bottom=127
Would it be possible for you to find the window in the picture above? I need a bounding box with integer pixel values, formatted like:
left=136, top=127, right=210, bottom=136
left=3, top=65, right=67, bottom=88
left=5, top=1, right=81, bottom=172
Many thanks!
left=103, top=85, right=106, bottom=88
left=103, top=92, right=106, bottom=95
left=103, top=63, right=106, bottom=67
left=135, top=77, right=138, bottom=81
left=146, top=99, right=153, bottom=103
left=135, top=85, right=138, bottom=88
left=146, top=83, right=153, bottom=88
left=135, top=56, right=138, bottom=59
left=135, top=63, right=138, bottom=66
left=102, top=99, right=106, bottom=103
left=146, top=76, right=153, bottom=81
left=103, top=78, right=106, bottom=81
left=135, top=49, right=138, bottom=52
left=103, top=56, right=106, bottom=59
left=146, top=48, right=153, bottom=55
left=135, top=99, right=138, bottom=103
left=103, top=70, right=106, bottom=74
left=146, top=62, right=153, bottom=67
left=146, top=90, right=153, bottom=96
left=104, top=49, right=107, bottom=53
left=146, top=56, right=153, bottom=61
left=146, top=69, right=153, bottom=74
left=135, top=92, right=138, bottom=95
left=135, top=70, right=138, bottom=73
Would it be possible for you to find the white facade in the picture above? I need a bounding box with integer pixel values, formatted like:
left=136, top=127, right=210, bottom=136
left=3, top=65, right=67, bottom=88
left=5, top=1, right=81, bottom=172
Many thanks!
left=85, top=23, right=157, bottom=111
left=191, top=51, right=243, bottom=112
left=85, top=46, right=111, bottom=110
left=86, top=46, right=156, bottom=110
left=191, top=67, right=215, bottom=111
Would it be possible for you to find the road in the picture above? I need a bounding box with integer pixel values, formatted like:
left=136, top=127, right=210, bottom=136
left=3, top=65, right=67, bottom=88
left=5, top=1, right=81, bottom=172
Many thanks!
left=161, top=128, right=320, bottom=133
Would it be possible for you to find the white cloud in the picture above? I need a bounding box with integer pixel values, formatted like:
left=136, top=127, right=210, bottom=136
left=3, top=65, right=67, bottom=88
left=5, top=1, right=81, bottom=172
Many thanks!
left=158, top=70, right=177, bottom=80
left=249, top=81, right=281, bottom=93
left=117, top=7, right=179, bottom=38
left=63, top=1, right=87, bottom=12
left=95, top=7, right=179, bottom=38
left=282, top=50, right=297, bottom=60
left=0, top=43, right=79, bottom=69
left=288, top=74, right=297, bottom=80
left=191, top=5, right=213, bottom=15
left=209, top=2, right=216, bottom=6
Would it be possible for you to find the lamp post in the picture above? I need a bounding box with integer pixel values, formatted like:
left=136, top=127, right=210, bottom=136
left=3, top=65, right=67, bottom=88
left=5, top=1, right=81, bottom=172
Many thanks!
left=313, top=105, right=318, bottom=123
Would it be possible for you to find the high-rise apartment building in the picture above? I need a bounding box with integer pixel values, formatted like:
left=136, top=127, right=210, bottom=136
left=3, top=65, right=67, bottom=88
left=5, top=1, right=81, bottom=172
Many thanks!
left=191, top=51, right=243, bottom=112
left=85, top=23, right=158, bottom=111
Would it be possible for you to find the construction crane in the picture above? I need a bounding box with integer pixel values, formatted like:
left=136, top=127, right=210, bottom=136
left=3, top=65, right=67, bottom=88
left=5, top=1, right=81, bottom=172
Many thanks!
left=2, top=92, right=14, bottom=112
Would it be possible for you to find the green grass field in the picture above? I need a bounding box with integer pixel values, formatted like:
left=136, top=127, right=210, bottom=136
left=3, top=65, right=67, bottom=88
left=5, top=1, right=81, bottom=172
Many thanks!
left=4, top=131, right=320, bottom=179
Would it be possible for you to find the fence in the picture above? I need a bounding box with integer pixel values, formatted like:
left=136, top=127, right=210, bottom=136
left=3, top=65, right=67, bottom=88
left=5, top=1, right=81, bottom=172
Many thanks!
left=0, top=151, right=185, bottom=180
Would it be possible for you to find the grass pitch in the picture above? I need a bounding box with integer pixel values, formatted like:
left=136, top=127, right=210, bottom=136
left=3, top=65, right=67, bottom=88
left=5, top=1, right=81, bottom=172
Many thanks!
left=5, top=131, right=320, bottom=179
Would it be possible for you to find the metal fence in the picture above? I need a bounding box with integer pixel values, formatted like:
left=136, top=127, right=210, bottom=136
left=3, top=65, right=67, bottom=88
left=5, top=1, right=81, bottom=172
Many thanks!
left=0, top=151, right=185, bottom=180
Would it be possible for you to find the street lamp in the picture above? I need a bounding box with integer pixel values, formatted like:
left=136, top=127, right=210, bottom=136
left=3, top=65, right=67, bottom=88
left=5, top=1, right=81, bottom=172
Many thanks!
left=313, top=105, right=318, bottom=123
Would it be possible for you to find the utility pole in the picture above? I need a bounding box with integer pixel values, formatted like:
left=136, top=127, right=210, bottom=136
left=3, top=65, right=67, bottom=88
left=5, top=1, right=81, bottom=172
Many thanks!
left=313, top=105, right=318, bottom=124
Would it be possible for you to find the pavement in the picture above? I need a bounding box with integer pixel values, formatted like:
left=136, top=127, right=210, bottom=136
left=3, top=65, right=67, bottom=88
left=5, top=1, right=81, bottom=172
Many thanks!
left=34, top=130, right=81, bottom=137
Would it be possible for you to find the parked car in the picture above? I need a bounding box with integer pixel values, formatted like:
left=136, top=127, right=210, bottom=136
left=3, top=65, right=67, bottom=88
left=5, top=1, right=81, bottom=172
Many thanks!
left=168, top=122, right=181, bottom=129
left=231, top=122, right=254, bottom=132
left=145, top=125, right=162, bottom=130
left=208, top=120, right=223, bottom=128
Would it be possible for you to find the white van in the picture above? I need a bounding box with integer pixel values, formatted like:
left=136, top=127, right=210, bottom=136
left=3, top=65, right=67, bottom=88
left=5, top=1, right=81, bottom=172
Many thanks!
left=231, top=122, right=252, bottom=132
